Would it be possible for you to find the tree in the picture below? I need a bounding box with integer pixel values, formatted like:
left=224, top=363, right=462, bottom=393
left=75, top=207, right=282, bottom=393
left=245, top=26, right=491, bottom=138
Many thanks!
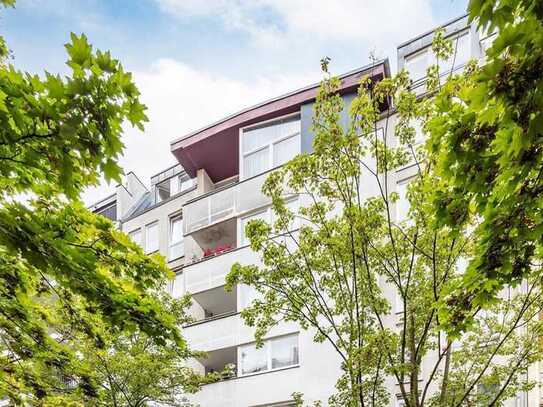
left=74, top=291, right=225, bottom=407
left=425, top=0, right=543, bottom=329
left=0, top=2, right=193, bottom=402
left=226, top=32, right=543, bottom=406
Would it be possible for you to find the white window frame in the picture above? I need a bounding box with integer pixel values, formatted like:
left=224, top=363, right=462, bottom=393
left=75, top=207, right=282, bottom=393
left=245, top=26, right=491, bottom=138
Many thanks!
left=128, top=228, right=143, bottom=248
left=145, top=221, right=159, bottom=254
left=396, top=178, right=412, bottom=223
left=238, top=198, right=299, bottom=246
left=238, top=334, right=299, bottom=377
left=405, top=47, right=430, bottom=82
left=239, top=113, right=301, bottom=181
left=404, top=29, right=472, bottom=84
left=168, top=215, right=184, bottom=261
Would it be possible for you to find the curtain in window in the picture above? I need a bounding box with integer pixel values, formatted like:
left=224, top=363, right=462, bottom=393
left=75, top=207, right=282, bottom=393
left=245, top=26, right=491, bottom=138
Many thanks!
left=243, top=125, right=277, bottom=153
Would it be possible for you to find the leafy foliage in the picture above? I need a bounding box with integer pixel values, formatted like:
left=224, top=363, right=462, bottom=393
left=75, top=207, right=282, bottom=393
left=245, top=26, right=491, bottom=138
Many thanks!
left=76, top=291, right=220, bottom=407
left=227, top=29, right=543, bottom=407
left=426, top=0, right=543, bottom=329
left=0, top=2, right=196, bottom=403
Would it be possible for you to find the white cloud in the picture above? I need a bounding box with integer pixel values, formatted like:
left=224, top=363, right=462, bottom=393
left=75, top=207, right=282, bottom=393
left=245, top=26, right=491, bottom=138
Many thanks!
left=155, top=0, right=435, bottom=49
left=82, top=58, right=314, bottom=204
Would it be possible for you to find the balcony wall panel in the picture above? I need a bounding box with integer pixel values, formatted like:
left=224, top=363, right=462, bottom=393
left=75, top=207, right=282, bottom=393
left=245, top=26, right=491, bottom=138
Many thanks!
left=184, top=245, right=261, bottom=294
left=184, top=170, right=297, bottom=236
left=184, top=313, right=298, bottom=353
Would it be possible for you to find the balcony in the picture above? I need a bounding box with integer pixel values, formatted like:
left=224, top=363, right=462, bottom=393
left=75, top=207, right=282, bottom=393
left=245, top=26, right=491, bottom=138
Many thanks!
left=188, top=363, right=301, bottom=407
left=184, top=169, right=273, bottom=236
left=184, top=245, right=260, bottom=294
left=185, top=313, right=241, bottom=352
left=183, top=167, right=300, bottom=265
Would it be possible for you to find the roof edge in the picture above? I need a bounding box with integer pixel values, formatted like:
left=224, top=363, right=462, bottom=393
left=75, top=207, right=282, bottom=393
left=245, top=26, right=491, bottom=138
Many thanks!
left=170, top=59, right=388, bottom=148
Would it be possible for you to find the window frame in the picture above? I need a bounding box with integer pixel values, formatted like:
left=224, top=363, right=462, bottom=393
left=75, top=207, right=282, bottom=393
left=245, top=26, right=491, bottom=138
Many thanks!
left=404, top=29, right=472, bottom=85
left=404, top=47, right=430, bottom=82
left=239, top=113, right=301, bottom=181
left=238, top=197, right=299, bottom=246
left=155, top=175, right=196, bottom=203
left=238, top=333, right=299, bottom=377
left=145, top=221, right=159, bottom=254
left=128, top=228, right=143, bottom=248
left=168, top=215, right=184, bottom=261
left=396, top=178, right=413, bottom=223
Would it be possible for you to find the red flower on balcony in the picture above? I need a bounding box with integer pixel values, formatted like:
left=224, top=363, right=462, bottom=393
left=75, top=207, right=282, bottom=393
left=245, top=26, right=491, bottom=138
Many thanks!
left=203, top=244, right=233, bottom=257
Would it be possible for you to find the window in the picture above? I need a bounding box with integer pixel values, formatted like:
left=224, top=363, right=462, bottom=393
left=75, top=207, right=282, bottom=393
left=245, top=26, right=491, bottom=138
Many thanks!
left=405, top=31, right=471, bottom=83
left=410, top=118, right=425, bottom=146
left=396, top=180, right=411, bottom=222
left=240, top=210, right=268, bottom=246
left=479, top=32, right=497, bottom=62
left=273, top=134, right=299, bottom=166
left=405, top=49, right=429, bottom=82
left=239, top=334, right=299, bottom=376
left=155, top=178, right=172, bottom=203
left=270, top=334, right=299, bottom=369
left=239, top=284, right=261, bottom=309
left=240, top=198, right=299, bottom=246
left=477, top=383, right=499, bottom=403
left=146, top=222, right=159, bottom=253
left=240, top=342, right=268, bottom=375
left=155, top=176, right=195, bottom=203
left=180, top=177, right=194, bottom=192
left=241, top=115, right=301, bottom=180
left=244, top=147, right=269, bottom=179
left=169, top=217, right=183, bottom=260
left=95, top=202, right=117, bottom=221
left=129, top=228, right=142, bottom=248
left=435, top=31, right=470, bottom=74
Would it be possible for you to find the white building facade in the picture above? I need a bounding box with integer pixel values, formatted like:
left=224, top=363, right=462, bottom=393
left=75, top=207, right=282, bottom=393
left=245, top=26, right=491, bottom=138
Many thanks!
left=91, top=16, right=540, bottom=407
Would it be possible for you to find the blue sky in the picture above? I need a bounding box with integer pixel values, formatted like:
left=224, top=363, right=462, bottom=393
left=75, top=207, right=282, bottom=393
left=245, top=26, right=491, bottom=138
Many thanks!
left=3, top=0, right=468, bottom=202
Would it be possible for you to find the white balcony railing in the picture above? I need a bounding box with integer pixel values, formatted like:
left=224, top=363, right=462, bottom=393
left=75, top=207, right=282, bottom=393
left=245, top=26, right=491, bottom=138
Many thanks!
left=184, top=313, right=241, bottom=352
left=184, top=170, right=286, bottom=235
left=184, top=246, right=260, bottom=294
left=188, top=363, right=302, bottom=407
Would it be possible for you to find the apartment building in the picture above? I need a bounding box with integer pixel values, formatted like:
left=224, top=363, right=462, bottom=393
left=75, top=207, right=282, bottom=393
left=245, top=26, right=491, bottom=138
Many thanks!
left=91, top=15, right=538, bottom=407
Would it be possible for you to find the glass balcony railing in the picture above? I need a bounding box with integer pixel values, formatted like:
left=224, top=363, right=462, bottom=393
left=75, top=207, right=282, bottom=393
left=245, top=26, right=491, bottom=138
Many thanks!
left=184, top=170, right=281, bottom=235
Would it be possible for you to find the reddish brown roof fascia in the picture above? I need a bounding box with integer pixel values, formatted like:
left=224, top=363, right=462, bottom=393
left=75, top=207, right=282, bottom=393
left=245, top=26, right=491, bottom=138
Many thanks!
left=171, top=62, right=387, bottom=179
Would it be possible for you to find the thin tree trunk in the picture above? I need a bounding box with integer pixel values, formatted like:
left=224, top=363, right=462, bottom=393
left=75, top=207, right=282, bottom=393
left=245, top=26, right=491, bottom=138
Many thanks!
left=438, top=340, right=452, bottom=405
